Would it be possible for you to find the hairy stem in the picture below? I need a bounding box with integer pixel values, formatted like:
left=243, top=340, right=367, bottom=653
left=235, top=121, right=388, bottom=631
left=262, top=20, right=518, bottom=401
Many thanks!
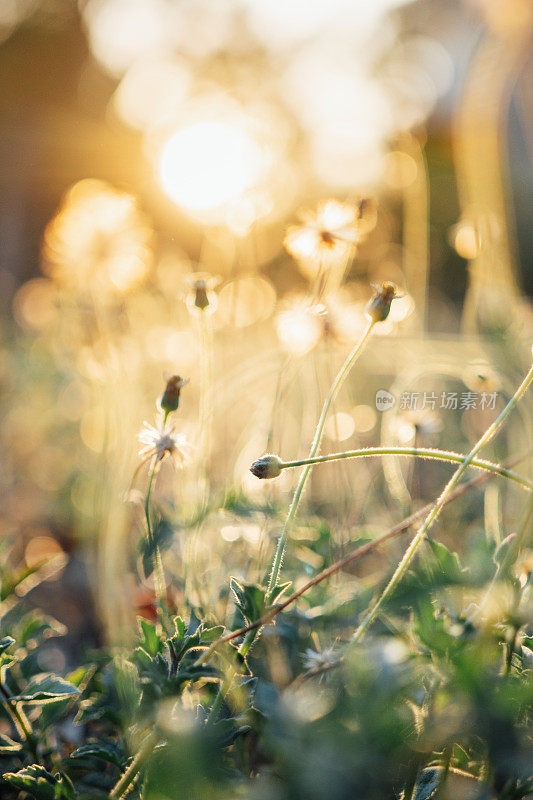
left=280, top=446, right=531, bottom=491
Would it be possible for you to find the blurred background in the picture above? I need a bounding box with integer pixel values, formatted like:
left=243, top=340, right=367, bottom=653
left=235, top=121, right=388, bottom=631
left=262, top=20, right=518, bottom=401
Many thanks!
left=0, top=0, right=532, bottom=659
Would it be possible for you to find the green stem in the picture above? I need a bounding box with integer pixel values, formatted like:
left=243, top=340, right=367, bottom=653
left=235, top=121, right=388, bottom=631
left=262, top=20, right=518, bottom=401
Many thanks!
left=280, top=447, right=531, bottom=490
left=349, top=361, right=533, bottom=648
left=109, top=730, right=159, bottom=800
left=505, top=625, right=520, bottom=675
left=144, top=457, right=169, bottom=634
left=0, top=683, right=40, bottom=763
left=266, top=319, right=375, bottom=598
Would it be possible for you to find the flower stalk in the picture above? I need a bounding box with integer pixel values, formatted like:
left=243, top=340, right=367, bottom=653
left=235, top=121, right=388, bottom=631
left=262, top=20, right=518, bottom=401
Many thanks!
left=251, top=446, right=532, bottom=491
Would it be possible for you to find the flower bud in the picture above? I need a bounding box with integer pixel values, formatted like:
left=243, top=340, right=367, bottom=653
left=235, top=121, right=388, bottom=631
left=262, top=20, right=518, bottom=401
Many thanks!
left=250, top=454, right=283, bottom=480
left=194, top=280, right=210, bottom=311
left=366, top=281, right=401, bottom=323
left=186, top=272, right=220, bottom=316
left=160, top=375, right=189, bottom=415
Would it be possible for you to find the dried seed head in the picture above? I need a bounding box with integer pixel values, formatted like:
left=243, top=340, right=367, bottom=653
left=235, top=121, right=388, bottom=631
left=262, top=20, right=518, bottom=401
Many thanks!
left=250, top=454, right=283, bottom=480
left=160, top=375, right=189, bottom=415
left=366, top=281, right=401, bottom=324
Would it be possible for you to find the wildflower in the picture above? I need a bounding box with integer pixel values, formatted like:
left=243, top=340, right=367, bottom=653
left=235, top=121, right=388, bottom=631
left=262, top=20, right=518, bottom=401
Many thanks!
left=138, top=419, right=192, bottom=465
left=160, top=375, right=189, bottom=416
left=43, top=179, right=153, bottom=293
left=250, top=454, right=283, bottom=480
left=284, top=199, right=374, bottom=263
left=366, top=281, right=401, bottom=324
left=302, top=646, right=339, bottom=674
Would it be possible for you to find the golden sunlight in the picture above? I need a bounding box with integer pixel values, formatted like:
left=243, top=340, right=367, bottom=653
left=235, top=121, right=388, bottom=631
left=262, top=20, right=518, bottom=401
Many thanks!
left=158, top=120, right=264, bottom=216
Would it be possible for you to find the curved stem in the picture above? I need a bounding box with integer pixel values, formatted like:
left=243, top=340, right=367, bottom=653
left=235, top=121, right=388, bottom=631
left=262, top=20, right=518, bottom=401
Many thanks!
left=279, top=446, right=532, bottom=491
left=349, top=361, right=533, bottom=648
left=266, top=319, right=375, bottom=598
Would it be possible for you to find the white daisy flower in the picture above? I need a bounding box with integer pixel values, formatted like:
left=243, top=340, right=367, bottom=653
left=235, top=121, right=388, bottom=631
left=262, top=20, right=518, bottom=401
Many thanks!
left=138, top=419, right=193, bottom=466
left=284, top=199, right=376, bottom=268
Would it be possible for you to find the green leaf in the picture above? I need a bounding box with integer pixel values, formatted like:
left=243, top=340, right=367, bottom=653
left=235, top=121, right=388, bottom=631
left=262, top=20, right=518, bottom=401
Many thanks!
left=3, top=765, right=75, bottom=800
left=173, top=616, right=187, bottom=641
left=270, top=582, right=292, bottom=605
left=426, top=540, right=465, bottom=581
left=13, top=673, right=81, bottom=705
left=411, top=767, right=441, bottom=800
left=200, top=626, right=225, bottom=644
left=139, top=619, right=162, bottom=657
left=230, top=579, right=268, bottom=625
left=451, top=743, right=470, bottom=768
left=70, top=740, right=124, bottom=767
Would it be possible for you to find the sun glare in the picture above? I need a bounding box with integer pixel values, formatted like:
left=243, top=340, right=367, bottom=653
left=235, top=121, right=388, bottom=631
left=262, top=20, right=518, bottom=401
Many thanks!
left=158, top=120, right=263, bottom=215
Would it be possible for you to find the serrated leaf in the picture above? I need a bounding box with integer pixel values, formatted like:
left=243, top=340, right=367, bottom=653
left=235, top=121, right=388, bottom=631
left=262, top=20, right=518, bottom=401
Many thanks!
left=3, top=765, right=75, bottom=800
left=172, top=616, right=187, bottom=641
left=200, top=626, right=225, bottom=644
left=230, top=579, right=268, bottom=624
left=13, top=673, right=81, bottom=705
